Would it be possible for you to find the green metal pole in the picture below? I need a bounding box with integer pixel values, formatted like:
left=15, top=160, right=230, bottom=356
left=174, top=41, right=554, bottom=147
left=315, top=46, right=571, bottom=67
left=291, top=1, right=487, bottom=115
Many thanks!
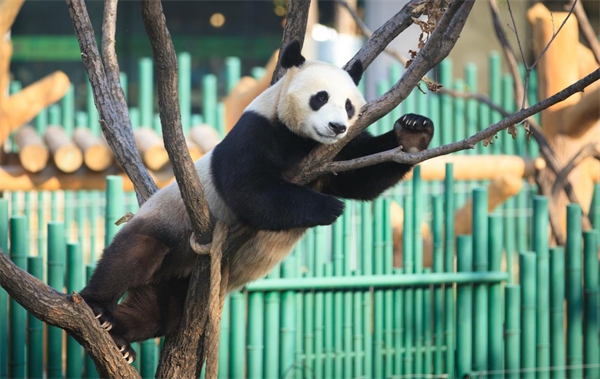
left=216, top=102, right=226, bottom=138
left=67, top=243, right=84, bottom=379
left=0, top=198, right=8, bottom=379
left=520, top=252, right=537, bottom=379
left=456, top=235, right=472, bottom=379
left=567, top=204, right=583, bottom=378
left=265, top=274, right=281, bottom=378
left=373, top=199, right=384, bottom=379
left=478, top=101, right=490, bottom=155
left=403, top=195, right=414, bottom=377
left=140, top=340, right=157, bottom=378
left=139, top=58, right=154, bottom=128
left=533, top=197, right=550, bottom=378
left=412, top=168, right=424, bottom=378
left=429, top=92, right=441, bottom=149
left=130, top=108, right=141, bottom=130
left=76, top=191, right=86, bottom=245
left=343, top=202, right=354, bottom=378
left=505, top=285, right=521, bottom=379
left=332, top=218, right=343, bottom=378
left=178, top=52, right=192, bottom=135
left=590, top=183, right=600, bottom=230
left=230, top=290, right=245, bottom=378
left=527, top=70, right=540, bottom=157
left=423, top=270, right=433, bottom=376
left=488, top=214, right=503, bottom=379
left=550, top=247, right=566, bottom=379
left=218, top=296, right=230, bottom=379
left=251, top=67, right=265, bottom=80
left=489, top=52, right=502, bottom=155
left=64, top=190, right=74, bottom=242
left=36, top=107, right=48, bottom=136
left=84, top=265, right=99, bottom=379
left=202, top=74, right=217, bottom=128
left=9, top=216, right=27, bottom=379
left=583, top=230, right=599, bottom=379
left=225, top=56, right=241, bottom=94
left=472, top=188, right=488, bottom=373
left=62, top=83, right=75, bottom=137
left=37, top=192, right=45, bottom=265
left=26, top=256, right=44, bottom=379
left=454, top=79, right=466, bottom=150
left=465, top=63, right=478, bottom=154
left=89, top=191, right=99, bottom=264
left=87, top=80, right=99, bottom=135
left=432, top=195, right=443, bottom=376
left=444, top=163, right=455, bottom=378
left=247, top=291, right=264, bottom=379
left=105, top=176, right=123, bottom=245
left=361, top=203, right=372, bottom=378
left=191, top=114, right=203, bottom=126
left=49, top=104, right=61, bottom=126
left=47, top=221, right=65, bottom=379
left=314, top=226, right=325, bottom=379
left=439, top=59, right=453, bottom=146
left=393, top=268, right=404, bottom=378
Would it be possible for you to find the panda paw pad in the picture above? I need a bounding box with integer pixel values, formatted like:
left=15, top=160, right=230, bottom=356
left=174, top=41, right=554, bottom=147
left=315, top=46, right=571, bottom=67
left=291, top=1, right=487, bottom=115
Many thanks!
left=394, top=113, right=434, bottom=153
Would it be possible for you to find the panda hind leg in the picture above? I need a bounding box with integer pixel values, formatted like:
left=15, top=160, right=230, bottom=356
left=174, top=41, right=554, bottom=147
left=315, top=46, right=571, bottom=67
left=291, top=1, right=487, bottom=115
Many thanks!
left=80, top=227, right=171, bottom=330
left=107, top=279, right=189, bottom=363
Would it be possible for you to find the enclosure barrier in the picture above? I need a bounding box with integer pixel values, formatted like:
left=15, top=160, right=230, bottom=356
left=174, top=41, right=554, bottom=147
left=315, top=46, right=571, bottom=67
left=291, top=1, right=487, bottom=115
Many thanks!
left=1, top=166, right=600, bottom=379
left=1, top=51, right=599, bottom=378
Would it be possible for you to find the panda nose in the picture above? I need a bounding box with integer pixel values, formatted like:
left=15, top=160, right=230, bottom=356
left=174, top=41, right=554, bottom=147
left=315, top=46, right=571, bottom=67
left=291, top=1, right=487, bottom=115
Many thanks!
left=329, top=122, right=347, bottom=135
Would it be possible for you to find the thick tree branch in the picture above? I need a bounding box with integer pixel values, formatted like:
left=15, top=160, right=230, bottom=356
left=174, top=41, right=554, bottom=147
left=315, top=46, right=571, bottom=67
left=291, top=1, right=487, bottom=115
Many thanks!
left=271, top=0, right=311, bottom=84
left=67, top=0, right=158, bottom=203
left=343, top=0, right=425, bottom=72
left=291, top=0, right=475, bottom=185
left=307, top=69, right=600, bottom=178
left=139, top=2, right=216, bottom=378
left=0, top=250, right=140, bottom=378
left=569, top=0, right=600, bottom=64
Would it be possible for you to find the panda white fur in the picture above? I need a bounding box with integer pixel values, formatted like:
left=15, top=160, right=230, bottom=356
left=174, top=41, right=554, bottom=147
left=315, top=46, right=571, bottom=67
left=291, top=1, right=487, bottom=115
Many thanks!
left=80, top=40, right=434, bottom=361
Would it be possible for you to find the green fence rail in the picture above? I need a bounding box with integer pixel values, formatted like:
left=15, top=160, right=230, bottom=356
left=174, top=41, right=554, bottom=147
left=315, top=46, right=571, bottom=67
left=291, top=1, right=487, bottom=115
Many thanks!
left=1, top=52, right=599, bottom=379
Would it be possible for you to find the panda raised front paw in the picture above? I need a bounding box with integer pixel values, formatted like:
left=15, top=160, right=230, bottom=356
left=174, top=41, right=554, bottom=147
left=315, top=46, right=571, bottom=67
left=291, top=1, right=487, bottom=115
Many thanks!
left=394, top=113, right=434, bottom=153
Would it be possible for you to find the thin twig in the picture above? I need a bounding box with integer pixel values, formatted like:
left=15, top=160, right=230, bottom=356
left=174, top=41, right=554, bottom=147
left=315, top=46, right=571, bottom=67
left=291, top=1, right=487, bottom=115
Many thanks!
left=551, top=143, right=600, bottom=197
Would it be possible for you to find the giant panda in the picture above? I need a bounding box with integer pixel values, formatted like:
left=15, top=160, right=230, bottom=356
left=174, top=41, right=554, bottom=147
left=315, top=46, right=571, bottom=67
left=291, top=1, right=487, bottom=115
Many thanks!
left=80, top=40, right=434, bottom=362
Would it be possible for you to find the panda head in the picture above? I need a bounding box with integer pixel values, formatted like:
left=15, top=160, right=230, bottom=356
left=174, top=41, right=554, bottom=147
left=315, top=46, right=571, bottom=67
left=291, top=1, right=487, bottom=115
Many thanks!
left=275, top=40, right=366, bottom=145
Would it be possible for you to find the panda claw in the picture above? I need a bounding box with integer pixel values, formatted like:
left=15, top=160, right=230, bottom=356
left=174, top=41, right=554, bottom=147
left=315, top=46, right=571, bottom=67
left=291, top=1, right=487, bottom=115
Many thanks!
left=123, top=352, right=130, bottom=359
left=100, top=321, right=111, bottom=329
left=119, top=346, right=125, bottom=352
left=95, top=313, right=102, bottom=319
left=127, top=356, right=134, bottom=365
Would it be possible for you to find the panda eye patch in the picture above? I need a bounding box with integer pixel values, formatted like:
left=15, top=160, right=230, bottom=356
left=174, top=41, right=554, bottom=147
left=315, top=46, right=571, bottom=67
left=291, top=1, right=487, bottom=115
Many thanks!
left=345, top=99, right=355, bottom=119
left=309, top=91, right=329, bottom=111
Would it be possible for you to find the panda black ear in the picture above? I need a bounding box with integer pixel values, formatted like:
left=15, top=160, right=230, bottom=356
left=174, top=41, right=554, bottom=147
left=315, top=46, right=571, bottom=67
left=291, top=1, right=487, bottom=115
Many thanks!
left=346, top=60, right=363, bottom=85
left=280, top=40, right=306, bottom=69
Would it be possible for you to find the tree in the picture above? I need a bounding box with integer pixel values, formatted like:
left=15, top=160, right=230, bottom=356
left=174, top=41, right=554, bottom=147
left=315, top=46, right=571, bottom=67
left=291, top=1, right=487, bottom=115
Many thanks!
left=0, top=0, right=598, bottom=377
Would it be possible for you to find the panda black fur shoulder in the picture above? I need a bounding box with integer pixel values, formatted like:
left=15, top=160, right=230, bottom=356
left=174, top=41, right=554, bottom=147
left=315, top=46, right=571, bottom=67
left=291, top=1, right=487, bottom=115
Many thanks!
left=80, top=40, right=434, bottom=362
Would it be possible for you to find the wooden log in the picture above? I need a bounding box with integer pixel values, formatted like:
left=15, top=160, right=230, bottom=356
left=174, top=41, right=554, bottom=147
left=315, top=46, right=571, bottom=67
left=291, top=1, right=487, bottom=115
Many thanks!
left=407, top=155, right=543, bottom=181
left=0, top=72, right=70, bottom=144
left=134, top=127, right=169, bottom=171
left=454, top=174, right=523, bottom=236
left=15, top=126, right=49, bottom=173
left=190, top=124, right=221, bottom=154
left=223, top=52, right=278, bottom=132
left=73, top=127, right=113, bottom=171
left=0, top=165, right=174, bottom=192
left=43, top=126, right=83, bottom=173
